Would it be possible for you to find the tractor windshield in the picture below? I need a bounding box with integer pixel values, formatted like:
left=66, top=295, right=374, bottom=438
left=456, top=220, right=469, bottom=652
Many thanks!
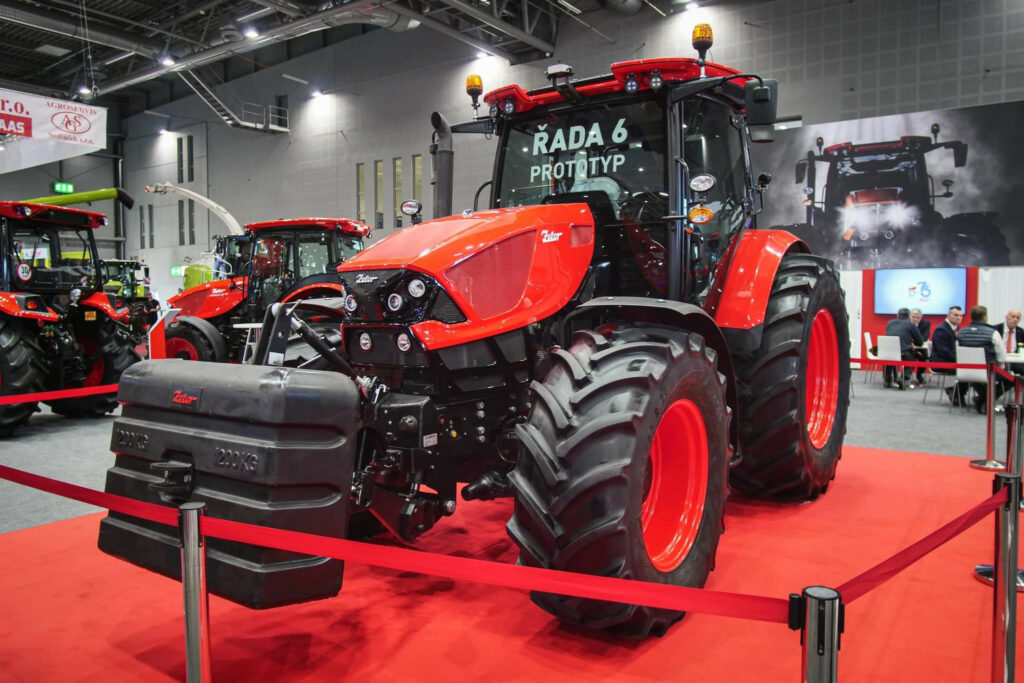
left=7, top=222, right=99, bottom=294
left=249, top=228, right=351, bottom=306
left=825, top=155, right=928, bottom=210
left=495, top=97, right=666, bottom=213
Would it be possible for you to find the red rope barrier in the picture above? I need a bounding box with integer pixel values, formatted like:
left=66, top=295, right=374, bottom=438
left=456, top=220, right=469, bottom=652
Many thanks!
left=837, top=488, right=1007, bottom=603
left=0, top=464, right=786, bottom=623
left=0, top=384, right=119, bottom=406
left=851, top=358, right=986, bottom=370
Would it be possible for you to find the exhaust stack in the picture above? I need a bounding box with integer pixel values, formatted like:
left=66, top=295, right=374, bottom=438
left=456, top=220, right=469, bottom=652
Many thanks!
left=430, top=111, right=453, bottom=219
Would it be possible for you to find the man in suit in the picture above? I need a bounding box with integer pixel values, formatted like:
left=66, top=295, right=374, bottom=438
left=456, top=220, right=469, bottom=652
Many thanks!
left=995, top=309, right=1023, bottom=375
left=885, top=308, right=924, bottom=389
left=909, top=308, right=931, bottom=384
left=958, top=305, right=1009, bottom=413
left=934, top=306, right=963, bottom=404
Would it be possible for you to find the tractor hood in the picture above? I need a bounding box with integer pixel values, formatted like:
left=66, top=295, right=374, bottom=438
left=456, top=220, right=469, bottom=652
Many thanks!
left=338, top=204, right=596, bottom=350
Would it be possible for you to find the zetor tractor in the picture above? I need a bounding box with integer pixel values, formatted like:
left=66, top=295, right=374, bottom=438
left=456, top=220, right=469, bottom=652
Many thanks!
left=99, top=26, right=850, bottom=638
left=794, top=124, right=1008, bottom=268
left=101, top=259, right=151, bottom=337
left=0, top=202, right=139, bottom=436
left=161, top=217, right=370, bottom=362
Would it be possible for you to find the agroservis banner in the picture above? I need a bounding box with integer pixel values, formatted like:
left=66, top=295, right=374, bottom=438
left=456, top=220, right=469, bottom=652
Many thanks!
left=0, top=87, right=107, bottom=174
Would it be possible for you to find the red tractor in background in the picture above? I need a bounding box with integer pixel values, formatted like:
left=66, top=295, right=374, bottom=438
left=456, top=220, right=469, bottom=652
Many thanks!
left=161, top=216, right=371, bottom=362
left=793, top=124, right=1008, bottom=268
left=0, top=202, right=139, bottom=436
left=100, top=25, right=850, bottom=638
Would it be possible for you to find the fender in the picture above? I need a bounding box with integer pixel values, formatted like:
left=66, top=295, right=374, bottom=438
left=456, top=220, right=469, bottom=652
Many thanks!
left=280, top=278, right=343, bottom=304
left=0, top=292, right=58, bottom=322
left=709, top=230, right=809, bottom=354
left=568, top=296, right=738, bottom=455
left=168, top=315, right=229, bottom=362
left=168, top=277, right=247, bottom=319
left=80, top=291, right=131, bottom=322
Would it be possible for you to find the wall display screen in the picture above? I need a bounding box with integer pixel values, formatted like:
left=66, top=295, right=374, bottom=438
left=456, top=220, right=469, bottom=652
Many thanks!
left=874, top=268, right=967, bottom=315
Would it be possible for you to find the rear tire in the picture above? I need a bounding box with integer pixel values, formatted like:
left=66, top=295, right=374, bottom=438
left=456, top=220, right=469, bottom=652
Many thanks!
left=164, top=321, right=217, bottom=362
left=0, top=318, right=46, bottom=436
left=48, top=318, right=140, bottom=417
left=731, top=254, right=851, bottom=501
left=507, top=325, right=731, bottom=638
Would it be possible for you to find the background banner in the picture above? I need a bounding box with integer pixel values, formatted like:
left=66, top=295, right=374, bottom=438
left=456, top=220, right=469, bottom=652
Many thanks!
left=0, top=87, right=107, bottom=174
left=751, top=100, right=1024, bottom=270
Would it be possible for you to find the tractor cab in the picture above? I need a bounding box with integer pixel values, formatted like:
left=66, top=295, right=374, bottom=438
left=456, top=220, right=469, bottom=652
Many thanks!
left=1, top=202, right=105, bottom=302
left=244, top=218, right=369, bottom=316
left=469, top=34, right=776, bottom=309
left=102, top=259, right=150, bottom=300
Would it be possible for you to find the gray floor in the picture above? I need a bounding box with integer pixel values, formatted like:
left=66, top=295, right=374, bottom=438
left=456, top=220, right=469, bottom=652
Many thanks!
left=0, top=370, right=1011, bottom=534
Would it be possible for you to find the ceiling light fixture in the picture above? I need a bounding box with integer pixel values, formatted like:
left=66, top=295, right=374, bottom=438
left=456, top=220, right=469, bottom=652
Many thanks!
left=78, top=85, right=91, bottom=95
left=160, top=55, right=175, bottom=66
left=311, top=89, right=323, bottom=98
left=243, top=27, right=259, bottom=39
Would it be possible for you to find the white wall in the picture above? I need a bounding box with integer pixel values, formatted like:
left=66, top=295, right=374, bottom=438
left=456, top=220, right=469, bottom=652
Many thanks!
left=7, top=0, right=1024, bottom=296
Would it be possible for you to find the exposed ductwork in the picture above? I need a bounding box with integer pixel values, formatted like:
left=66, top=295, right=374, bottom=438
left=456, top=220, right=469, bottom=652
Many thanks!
left=94, top=1, right=420, bottom=95
left=0, top=0, right=166, bottom=58
left=433, top=0, right=554, bottom=53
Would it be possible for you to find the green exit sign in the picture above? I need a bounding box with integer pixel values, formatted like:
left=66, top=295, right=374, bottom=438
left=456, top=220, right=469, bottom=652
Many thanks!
left=170, top=265, right=185, bottom=277
left=52, top=181, right=75, bottom=194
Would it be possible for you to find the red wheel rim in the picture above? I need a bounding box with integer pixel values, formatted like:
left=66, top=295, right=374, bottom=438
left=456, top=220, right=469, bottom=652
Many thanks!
left=642, top=398, right=708, bottom=573
left=80, top=337, right=104, bottom=386
left=165, top=337, right=200, bottom=361
left=805, top=308, right=839, bottom=449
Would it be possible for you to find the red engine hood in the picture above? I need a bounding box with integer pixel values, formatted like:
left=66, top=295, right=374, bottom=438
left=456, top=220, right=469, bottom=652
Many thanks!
left=340, top=204, right=596, bottom=350
left=341, top=205, right=593, bottom=274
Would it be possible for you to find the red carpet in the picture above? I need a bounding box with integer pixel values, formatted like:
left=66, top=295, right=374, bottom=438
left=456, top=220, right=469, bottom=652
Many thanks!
left=0, top=446, right=1019, bottom=682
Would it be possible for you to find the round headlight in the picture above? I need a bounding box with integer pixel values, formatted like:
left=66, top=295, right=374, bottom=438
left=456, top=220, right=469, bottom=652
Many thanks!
left=489, top=103, right=499, bottom=118
left=358, top=332, right=372, bottom=351
left=344, top=294, right=358, bottom=312
left=625, top=73, right=639, bottom=94
left=396, top=333, right=412, bottom=353
left=649, top=69, right=664, bottom=91
left=689, top=173, right=717, bottom=193
left=387, top=292, right=404, bottom=312
left=502, top=98, right=515, bottom=115
left=407, top=278, right=426, bottom=298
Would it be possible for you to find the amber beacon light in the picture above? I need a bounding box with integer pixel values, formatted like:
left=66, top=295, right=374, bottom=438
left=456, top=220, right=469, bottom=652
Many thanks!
left=692, top=23, right=714, bottom=62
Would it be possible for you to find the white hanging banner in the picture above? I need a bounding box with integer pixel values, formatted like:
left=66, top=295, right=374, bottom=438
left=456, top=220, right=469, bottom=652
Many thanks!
left=0, top=88, right=107, bottom=175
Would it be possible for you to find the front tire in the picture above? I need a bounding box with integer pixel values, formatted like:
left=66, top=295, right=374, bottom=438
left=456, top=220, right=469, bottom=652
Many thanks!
left=48, top=318, right=140, bottom=417
left=164, top=321, right=218, bottom=362
left=731, top=254, right=851, bottom=501
left=0, top=318, right=46, bottom=436
left=507, top=325, right=731, bottom=638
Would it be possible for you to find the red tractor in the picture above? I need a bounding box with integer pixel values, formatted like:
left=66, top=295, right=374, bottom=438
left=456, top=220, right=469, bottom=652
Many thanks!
left=0, top=202, right=139, bottom=436
left=161, top=217, right=371, bottom=362
left=793, top=124, right=1008, bottom=268
left=100, top=25, right=850, bottom=638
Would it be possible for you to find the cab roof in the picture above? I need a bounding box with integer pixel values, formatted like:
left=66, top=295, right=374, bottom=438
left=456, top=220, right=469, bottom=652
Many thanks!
left=0, top=201, right=107, bottom=229
left=245, top=217, right=373, bottom=236
left=483, top=57, right=746, bottom=114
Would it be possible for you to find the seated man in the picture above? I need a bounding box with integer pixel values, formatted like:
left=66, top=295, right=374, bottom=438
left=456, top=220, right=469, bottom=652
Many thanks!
left=909, top=308, right=931, bottom=384
left=932, top=306, right=963, bottom=404
left=957, top=305, right=1008, bottom=413
left=885, top=307, right=924, bottom=389
left=995, top=309, right=1023, bottom=375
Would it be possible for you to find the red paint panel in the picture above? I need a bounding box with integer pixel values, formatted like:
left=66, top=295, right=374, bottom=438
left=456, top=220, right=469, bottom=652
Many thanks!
left=341, top=205, right=594, bottom=351
left=0, top=293, right=58, bottom=321
left=281, top=282, right=343, bottom=303
left=81, top=292, right=130, bottom=321
left=0, top=202, right=105, bottom=228
left=713, top=230, right=806, bottom=330
left=483, top=59, right=745, bottom=114
left=246, top=217, right=373, bottom=236
left=167, top=277, right=246, bottom=319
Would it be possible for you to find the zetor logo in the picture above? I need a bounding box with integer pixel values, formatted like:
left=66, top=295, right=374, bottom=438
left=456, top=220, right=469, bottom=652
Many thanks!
left=540, top=230, right=563, bottom=244
left=355, top=273, right=378, bottom=284
left=172, top=390, right=200, bottom=406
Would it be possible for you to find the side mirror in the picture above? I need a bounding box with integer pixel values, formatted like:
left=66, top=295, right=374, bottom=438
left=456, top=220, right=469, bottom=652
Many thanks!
left=401, top=199, right=423, bottom=225
left=757, top=173, right=772, bottom=188
left=744, top=78, right=778, bottom=126
left=795, top=159, right=807, bottom=184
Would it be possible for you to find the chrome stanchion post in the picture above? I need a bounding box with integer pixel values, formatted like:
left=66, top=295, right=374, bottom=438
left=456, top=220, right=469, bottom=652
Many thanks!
left=992, top=472, right=1020, bottom=683
left=795, top=586, right=842, bottom=683
left=972, top=364, right=1006, bottom=471
left=976, top=404, right=1024, bottom=589
left=180, top=502, right=212, bottom=683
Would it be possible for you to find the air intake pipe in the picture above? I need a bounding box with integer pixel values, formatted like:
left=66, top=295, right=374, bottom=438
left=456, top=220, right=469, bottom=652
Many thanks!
left=430, top=112, right=454, bottom=219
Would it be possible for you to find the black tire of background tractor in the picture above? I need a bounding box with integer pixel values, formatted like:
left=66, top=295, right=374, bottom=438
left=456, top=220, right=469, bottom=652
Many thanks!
left=506, top=325, right=731, bottom=638
left=47, top=318, right=140, bottom=417
left=0, top=318, right=47, bottom=437
left=730, top=254, right=851, bottom=502
left=164, top=321, right=217, bottom=362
